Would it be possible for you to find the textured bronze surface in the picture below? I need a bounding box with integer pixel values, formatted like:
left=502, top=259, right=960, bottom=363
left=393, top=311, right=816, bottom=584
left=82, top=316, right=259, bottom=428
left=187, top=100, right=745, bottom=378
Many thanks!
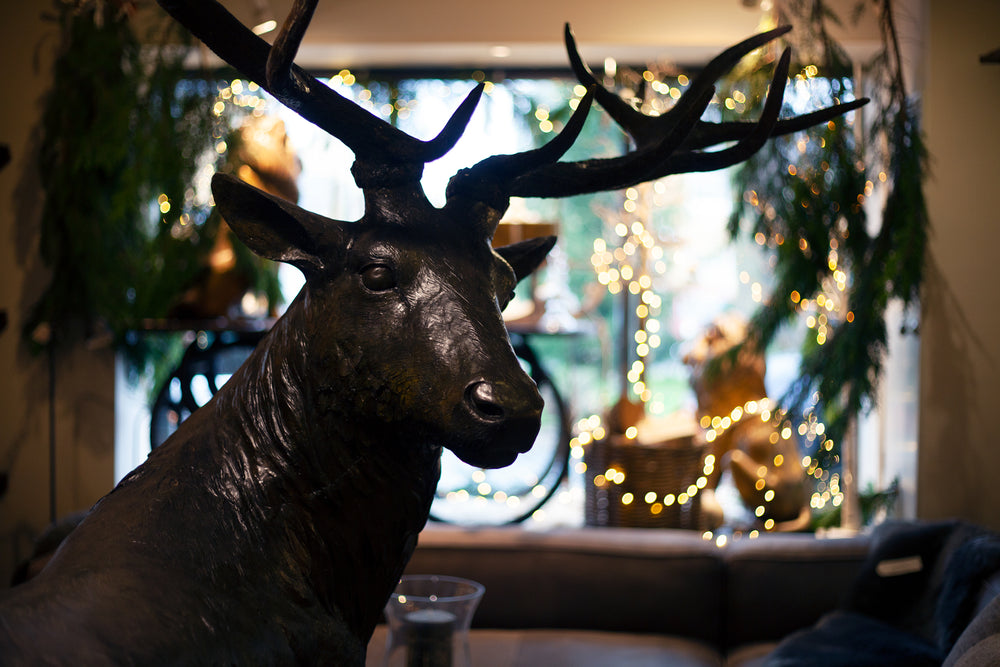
left=0, top=1, right=865, bottom=663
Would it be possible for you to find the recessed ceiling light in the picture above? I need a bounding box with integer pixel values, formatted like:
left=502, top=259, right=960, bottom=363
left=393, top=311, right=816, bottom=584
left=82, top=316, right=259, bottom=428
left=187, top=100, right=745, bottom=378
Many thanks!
left=252, top=19, right=277, bottom=35
left=490, top=46, right=512, bottom=59
left=250, top=0, right=277, bottom=35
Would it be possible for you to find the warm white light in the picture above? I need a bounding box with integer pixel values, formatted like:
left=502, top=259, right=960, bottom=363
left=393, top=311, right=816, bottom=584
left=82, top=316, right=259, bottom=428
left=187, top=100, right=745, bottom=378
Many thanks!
left=252, top=19, right=277, bottom=35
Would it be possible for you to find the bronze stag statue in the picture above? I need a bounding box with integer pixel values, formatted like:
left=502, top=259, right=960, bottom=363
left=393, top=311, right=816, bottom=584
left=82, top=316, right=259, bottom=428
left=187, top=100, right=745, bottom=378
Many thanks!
left=0, top=0, right=865, bottom=663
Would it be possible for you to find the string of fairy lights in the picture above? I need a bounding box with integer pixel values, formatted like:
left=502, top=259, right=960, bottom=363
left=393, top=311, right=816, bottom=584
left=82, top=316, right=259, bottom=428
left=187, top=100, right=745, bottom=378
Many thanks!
left=187, top=66, right=854, bottom=531
left=570, top=404, right=843, bottom=535
left=569, top=60, right=855, bottom=534
left=741, top=62, right=883, bottom=351
left=591, top=186, right=667, bottom=405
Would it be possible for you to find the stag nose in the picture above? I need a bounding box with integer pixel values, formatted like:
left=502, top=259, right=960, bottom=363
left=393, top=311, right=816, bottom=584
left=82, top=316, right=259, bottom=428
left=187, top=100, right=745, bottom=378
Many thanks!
left=465, top=381, right=507, bottom=421
left=453, top=380, right=543, bottom=468
left=463, top=379, right=543, bottom=453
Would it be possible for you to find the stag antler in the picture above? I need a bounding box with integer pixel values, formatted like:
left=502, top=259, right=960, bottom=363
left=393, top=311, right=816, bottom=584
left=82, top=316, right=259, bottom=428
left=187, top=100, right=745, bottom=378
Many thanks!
left=160, top=0, right=866, bottom=220
left=159, top=0, right=491, bottom=183
left=565, top=25, right=860, bottom=152
left=450, top=24, right=868, bottom=201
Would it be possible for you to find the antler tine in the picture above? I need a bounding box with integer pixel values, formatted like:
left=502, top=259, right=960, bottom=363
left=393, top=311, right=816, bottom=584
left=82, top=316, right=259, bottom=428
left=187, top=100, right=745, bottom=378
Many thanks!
left=491, top=28, right=866, bottom=200
left=265, top=0, right=317, bottom=100
left=446, top=88, right=597, bottom=210
left=505, top=83, right=716, bottom=198
left=425, top=83, right=487, bottom=163
left=564, top=24, right=792, bottom=150
left=658, top=47, right=791, bottom=174
left=472, top=89, right=596, bottom=182
left=563, top=24, right=644, bottom=146
left=157, top=0, right=481, bottom=171
left=676, top=97, right=869, bottom=150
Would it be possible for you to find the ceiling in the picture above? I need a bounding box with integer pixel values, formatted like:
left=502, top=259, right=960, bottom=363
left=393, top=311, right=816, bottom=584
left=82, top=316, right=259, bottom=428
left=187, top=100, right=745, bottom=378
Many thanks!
left=157, top=0, right=881, bottom=70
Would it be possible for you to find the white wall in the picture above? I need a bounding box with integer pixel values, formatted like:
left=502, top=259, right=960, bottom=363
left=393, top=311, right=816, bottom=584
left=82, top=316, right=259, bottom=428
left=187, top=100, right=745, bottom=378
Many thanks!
left=0, top=4, right=116, bottom=583
left=919, top=0, right=1000, bottom=530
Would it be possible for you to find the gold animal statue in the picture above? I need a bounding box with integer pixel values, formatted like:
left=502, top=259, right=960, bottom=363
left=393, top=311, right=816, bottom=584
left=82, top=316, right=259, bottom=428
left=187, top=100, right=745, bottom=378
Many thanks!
left=685, top=314, right=810, bottom=531
left=169, top=114, right=301, bottom=319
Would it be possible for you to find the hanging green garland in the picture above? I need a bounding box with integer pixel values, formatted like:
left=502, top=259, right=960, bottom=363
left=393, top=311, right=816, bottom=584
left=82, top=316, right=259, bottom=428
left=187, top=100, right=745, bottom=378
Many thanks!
left=25, top=0, right=283, bottom=379
left=724, top=0, right=928, bottom=464
left=26, top=0, right=212, bottom=359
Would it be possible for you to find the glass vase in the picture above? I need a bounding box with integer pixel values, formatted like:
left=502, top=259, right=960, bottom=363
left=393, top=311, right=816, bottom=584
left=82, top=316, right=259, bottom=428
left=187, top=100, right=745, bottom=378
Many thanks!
left=382, top=574, right=484, bottom=667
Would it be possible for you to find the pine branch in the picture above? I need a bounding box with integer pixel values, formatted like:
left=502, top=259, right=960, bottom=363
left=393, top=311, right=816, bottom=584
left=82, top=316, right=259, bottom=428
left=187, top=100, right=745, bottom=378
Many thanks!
left=723, top=0, right=929, bottom=453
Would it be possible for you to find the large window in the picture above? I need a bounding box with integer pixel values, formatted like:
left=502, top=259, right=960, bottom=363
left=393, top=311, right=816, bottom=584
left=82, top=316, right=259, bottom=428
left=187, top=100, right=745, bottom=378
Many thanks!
left=116, top=69, right=792, bottom=526
left=269, top=71, right=785, bottom=525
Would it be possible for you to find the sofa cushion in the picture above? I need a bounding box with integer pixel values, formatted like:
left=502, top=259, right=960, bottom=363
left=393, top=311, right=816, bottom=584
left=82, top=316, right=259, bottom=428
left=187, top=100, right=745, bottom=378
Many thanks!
left=763, top=611, right=942, bottom=667
left=367, top=626, right=723, bottom=667
left=404, top=525, right=726, bottom=645
left=844, top=520, right=974, bottom=642
left=723, top=532, right=870, bottom=648
left=937, top=532, right=1000, bottom=651
left=944, top=590, right=1000, bottom=667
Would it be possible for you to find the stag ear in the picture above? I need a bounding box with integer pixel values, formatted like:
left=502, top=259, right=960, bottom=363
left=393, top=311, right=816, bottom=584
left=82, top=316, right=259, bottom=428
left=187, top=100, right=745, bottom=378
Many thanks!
left=211, top=173, right=342, bottom=276
left=495, top=236, right=557, bottom=283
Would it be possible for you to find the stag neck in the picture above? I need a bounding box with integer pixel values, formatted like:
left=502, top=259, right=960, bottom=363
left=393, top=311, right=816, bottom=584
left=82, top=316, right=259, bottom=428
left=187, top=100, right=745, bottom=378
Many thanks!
left=215, top=286, right=438, bottom=484
left=213, top=296, right=439, bottom=640
left=215, top=295, right=332, bottom=477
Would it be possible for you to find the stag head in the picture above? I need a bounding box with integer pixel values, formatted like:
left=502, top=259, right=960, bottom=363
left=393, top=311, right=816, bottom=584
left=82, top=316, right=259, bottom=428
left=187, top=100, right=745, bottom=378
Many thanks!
left=157, top=0, right=865, bottom=468
left=212, top=173, right=552, bottom=468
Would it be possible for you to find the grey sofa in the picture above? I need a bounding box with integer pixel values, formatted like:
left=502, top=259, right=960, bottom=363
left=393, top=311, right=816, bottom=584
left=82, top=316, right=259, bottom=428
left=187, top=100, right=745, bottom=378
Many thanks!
left=366, top=520, right=1000, bottom=666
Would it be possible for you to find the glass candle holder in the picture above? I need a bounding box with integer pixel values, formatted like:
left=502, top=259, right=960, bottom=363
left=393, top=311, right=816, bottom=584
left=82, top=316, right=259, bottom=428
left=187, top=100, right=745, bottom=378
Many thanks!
left=382, top=574, right=484, bottom=667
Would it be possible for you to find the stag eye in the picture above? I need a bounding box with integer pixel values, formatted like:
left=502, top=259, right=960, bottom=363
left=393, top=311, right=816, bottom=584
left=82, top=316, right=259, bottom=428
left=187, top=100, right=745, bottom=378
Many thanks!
left=360, top=264, right=396, bottom=291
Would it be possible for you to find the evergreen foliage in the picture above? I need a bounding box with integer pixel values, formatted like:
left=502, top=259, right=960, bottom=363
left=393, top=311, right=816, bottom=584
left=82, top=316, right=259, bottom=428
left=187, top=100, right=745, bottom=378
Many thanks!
left=25, top=1, right=280, bottom=377
left=724, top=0, right=928, bottom=463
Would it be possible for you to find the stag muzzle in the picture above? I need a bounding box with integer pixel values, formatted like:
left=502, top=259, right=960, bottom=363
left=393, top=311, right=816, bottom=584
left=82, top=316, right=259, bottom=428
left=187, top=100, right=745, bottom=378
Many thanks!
left=452, top=378, right=543, bottom=469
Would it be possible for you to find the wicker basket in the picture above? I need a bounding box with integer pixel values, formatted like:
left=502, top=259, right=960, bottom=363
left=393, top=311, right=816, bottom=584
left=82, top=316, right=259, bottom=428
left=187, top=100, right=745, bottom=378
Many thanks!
left=584, top=424, right=708, bottom=530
